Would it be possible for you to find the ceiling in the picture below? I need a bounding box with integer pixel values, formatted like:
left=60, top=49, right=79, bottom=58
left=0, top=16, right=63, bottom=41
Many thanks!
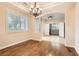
left=9, top=2, right=75, bottom=17
left=43, top=13, right=65, bottom=20
left=17, top=2, right=60, bottom=8
left=9, top=2, right=65, bottom=12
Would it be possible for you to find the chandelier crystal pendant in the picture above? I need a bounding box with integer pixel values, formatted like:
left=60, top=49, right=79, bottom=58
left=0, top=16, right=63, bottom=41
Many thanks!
left=29, top=2, right=42, bottom=17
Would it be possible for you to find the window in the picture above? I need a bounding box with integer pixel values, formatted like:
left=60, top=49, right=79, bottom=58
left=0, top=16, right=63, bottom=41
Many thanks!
left=8, top=14, right=14, bottom=32
left=34, top=18, right=41, bottom=33
left=16, top=16, right=20, bottom=32
left=26, top=16, right=28, bottom=32
left=21, top=16, right=25, bottom=32
left=8, top=14, right=28, bottom=32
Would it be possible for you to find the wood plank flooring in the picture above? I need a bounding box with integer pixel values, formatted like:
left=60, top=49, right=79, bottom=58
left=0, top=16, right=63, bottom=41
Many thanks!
left=0, top=40, right=78, bottom=56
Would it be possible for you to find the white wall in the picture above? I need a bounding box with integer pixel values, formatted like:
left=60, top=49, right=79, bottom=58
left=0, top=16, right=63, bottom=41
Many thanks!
left=0, top=4, right=33, bottom=49
left=41, top=3, right=77, bottom=48
left=44, top=24, right=49, bottom=36
left=65, top=4, right=75, bottom=47
left=75, top=3, right=79, bottom=54
left=0, top=3, right=41, bottom=50
left=0, top=3, right=78, bottom=51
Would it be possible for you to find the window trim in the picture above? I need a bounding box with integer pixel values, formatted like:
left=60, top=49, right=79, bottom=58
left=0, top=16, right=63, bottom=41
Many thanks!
left=7, top=13, right=29, bottom=33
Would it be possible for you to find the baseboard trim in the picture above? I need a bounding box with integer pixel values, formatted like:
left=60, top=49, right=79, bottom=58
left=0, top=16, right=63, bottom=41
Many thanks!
left=0, top=38, right=42, bottom=50
left=74, top=47, right=79, bottom=55
left=0, top=39, right=31, bottom=50
left=64, top=44, right=79, bottom=55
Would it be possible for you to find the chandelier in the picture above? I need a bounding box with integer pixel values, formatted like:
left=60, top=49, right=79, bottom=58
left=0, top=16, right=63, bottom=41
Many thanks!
left=29, top=2, right=42, bottom=17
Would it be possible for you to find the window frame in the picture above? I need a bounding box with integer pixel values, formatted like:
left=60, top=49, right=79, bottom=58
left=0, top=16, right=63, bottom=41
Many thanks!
left=34, top=17, right=41, bottom=33
left=7, top=13, right=29, bottom=33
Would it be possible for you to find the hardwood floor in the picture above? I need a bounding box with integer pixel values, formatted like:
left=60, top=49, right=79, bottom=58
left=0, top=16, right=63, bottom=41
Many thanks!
left=0, top=40, right=78, bottom=56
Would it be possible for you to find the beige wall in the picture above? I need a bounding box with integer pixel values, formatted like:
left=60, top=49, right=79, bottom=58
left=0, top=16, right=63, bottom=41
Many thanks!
left=0, top=3, right=78, bottom=51
left=29, top=16, right=42, bottom=41
left=65, top=3, right=76, bottom=47
left=0, top=3, right=35, bottom=49
left=75, top=3, right=79, bottom=54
